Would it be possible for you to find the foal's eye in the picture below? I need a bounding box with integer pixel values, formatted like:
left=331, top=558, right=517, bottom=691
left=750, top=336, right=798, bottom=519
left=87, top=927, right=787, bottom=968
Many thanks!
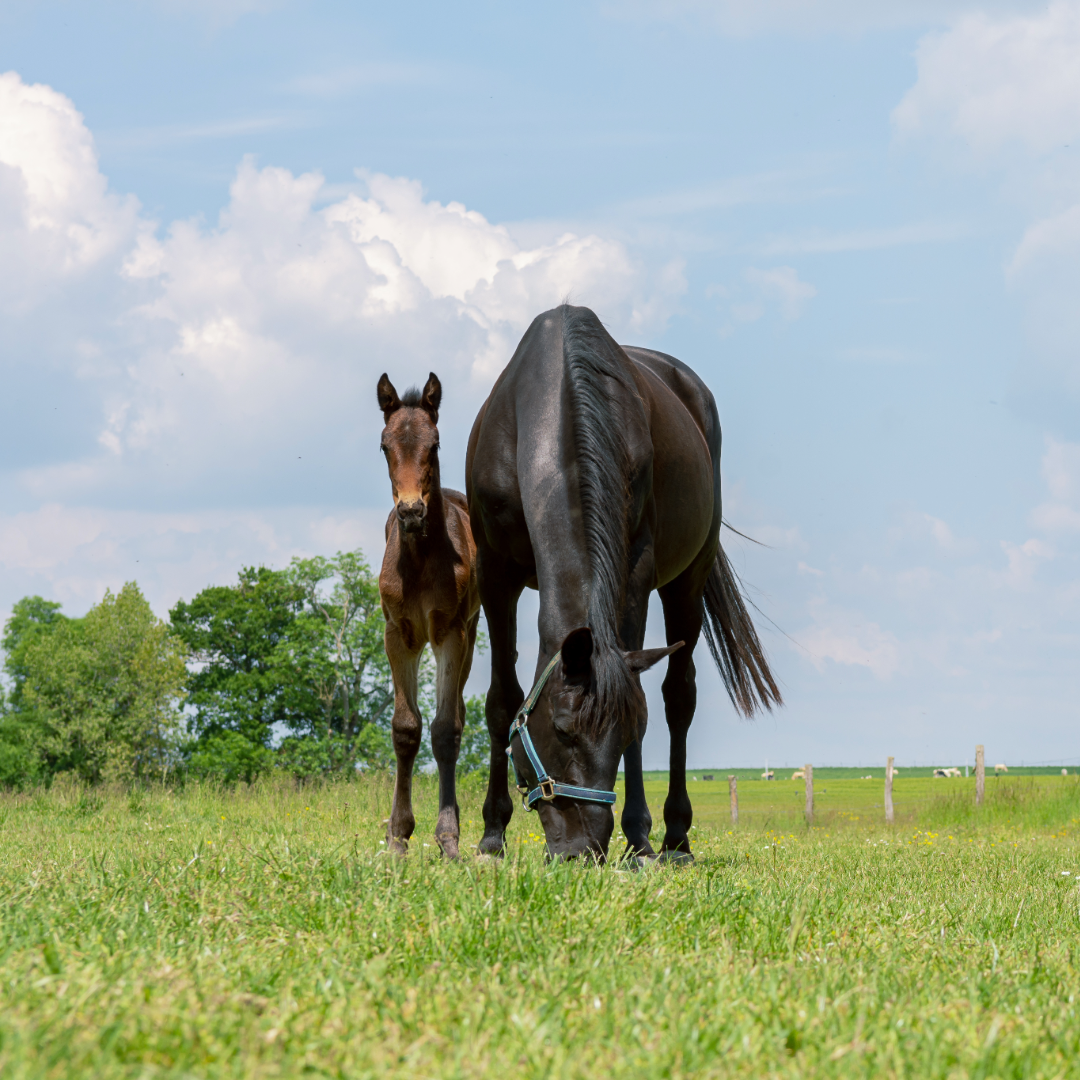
left=432, top=442, right=440, bottom=452
left=379, top=444, right=388, bottom=455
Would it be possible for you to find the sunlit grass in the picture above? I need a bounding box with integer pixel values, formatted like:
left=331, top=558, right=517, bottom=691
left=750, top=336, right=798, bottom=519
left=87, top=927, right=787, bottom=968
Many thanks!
left=1, top=774, right=1079, bottom=1078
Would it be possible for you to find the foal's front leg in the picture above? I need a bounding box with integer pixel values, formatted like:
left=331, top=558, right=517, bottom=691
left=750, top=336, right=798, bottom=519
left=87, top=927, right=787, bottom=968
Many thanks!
left=430, top=622, right=470, bottom=859
left=385, top=625, right=423, bottom=855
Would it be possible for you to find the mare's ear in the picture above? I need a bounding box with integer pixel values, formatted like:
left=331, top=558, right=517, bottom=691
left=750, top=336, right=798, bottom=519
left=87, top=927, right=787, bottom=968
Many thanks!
left=560, top=626, right=594, bottom=681
left=624, top=641, right=683, bottom=675
left=377, top=374, right=401, bottom=420
left=421, top=372, right=442, bottom=423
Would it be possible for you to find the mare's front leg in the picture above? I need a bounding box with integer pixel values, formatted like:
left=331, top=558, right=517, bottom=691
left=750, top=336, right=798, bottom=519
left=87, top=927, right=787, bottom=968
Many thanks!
left=657, top=576, right=705, bottom=862
left=621, top=739, right=654, bottom=858
left=478, top=553, right=526, bottom=857
left=430, top=620, right=471, bottom=859
left=385, top=623, right=423, bottom=855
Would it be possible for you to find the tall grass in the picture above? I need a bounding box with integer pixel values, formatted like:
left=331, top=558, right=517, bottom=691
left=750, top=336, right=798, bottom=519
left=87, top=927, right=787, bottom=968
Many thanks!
left=919, top=774, right=1080, bottom=830
left=2, top=775, right=1080, bottom=1078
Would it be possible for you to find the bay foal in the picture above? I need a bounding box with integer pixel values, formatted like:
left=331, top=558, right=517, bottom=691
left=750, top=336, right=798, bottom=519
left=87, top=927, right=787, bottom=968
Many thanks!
left=377, top=372, right=480, bottom=858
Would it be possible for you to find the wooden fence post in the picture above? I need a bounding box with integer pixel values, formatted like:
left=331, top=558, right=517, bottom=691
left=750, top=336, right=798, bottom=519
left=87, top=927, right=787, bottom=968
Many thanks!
left=804, top=764, right=813, bottom=823
left=885, top=756, right=895, bottom=824
left=976, top=744, right=985, bottom=807
left=729, top=775, right=738, bottom=825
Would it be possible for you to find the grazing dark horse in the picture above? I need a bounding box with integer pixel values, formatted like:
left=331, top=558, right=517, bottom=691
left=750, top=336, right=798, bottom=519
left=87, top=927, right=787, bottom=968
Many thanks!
left=466, top=305, right=781, bottom=861
left=377, top=372, right=480, bottom=859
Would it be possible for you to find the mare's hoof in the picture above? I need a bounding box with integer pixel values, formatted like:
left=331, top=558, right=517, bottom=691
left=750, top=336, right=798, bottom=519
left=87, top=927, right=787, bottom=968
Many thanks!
left=659, top=849, right=695, bottom=867
left=477, top=834, right=506, bottom=858
left=630, top=850, right=694, bottom=870
left=435, top=834, right=460, bottom=860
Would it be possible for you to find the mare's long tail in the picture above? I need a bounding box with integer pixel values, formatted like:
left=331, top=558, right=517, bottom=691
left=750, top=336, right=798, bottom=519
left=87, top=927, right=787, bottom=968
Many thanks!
left=701, top=543, right=783, bottom=718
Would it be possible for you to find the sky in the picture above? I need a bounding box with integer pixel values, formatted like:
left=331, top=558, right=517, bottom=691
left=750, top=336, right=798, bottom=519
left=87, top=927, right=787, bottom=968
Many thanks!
left=1, top=0, right=1078, bottom=769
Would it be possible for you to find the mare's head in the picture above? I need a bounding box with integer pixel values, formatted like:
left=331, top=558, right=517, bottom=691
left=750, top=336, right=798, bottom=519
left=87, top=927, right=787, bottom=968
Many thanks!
left=377, top=372, right=442, bottom=535
left=512, top=627, right=682, bottom=861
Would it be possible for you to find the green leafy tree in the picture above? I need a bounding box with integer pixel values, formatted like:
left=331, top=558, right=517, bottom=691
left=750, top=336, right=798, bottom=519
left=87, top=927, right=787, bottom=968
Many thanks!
left=170, top=550, right=486, bottom=783
left=1, top=596, right=68, bottom=787
left=19, top=584, right=187, bottom=784
left=457, top=694, right=491, bottom=776
left=1, top=596, right=66, bottom=712
left=170, top=567, right=305, bottom=781
left=277, top=551, right=433, bottom=776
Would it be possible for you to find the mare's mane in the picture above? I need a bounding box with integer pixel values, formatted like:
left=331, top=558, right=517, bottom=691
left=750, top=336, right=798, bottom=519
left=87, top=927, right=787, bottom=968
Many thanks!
left=559, top=305, right=644, bottom=737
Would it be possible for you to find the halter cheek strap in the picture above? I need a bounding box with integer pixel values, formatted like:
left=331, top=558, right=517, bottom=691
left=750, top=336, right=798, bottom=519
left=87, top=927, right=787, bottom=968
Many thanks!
left=507, top=651, right=618, bottom=812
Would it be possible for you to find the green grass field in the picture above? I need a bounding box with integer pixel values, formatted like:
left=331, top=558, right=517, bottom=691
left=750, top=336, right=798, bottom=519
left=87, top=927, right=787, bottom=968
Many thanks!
left=2, top=773, right=1080, bottom=1078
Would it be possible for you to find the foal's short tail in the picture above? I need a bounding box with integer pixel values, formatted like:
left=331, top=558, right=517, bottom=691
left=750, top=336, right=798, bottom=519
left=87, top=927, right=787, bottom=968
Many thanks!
left=701, top=543, right=783, bottom=718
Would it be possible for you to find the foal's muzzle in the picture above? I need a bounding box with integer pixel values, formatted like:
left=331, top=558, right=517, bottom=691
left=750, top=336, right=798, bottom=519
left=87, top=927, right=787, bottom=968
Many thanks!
left=396, top=499, right=427, bottom=533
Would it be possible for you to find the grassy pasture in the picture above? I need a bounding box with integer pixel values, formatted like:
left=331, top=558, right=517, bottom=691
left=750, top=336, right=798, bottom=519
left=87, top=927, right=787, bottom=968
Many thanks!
left=2, top=775, right=1080, bottom=1079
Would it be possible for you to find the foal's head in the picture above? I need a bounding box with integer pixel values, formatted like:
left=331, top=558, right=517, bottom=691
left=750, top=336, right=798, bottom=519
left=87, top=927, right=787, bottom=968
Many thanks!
left=377, top=372, right=442, bottom=535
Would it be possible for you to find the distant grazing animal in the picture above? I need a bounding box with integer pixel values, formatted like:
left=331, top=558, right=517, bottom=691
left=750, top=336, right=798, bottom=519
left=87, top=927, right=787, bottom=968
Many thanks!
left=467, top=305, right=782, bottom=862
left=995, top=763, right=1008, bottom=774
left=861, top=775, right=873, bottom=780
left=933, top=767, right=961, bottom=778
left=761, top=771, right=775, bottom=781
left=377, top=373, right=481, bottom=859
left=790, top=770, right=804, bottom=781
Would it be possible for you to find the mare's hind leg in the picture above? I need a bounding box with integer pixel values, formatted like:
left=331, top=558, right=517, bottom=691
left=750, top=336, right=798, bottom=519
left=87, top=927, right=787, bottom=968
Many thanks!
left=430, top=620, right=471, bottom=859
left=657, top=575, right=705, bottom=861
left=478, top=554, right=526, bottom=856
left=385, top=624, right=423, bottom=855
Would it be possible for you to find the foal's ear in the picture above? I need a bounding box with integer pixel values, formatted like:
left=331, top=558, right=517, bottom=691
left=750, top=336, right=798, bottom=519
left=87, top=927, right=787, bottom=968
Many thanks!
left=624, top=641, right=683, bottom=675
left=377, top=373, right=402, bottom=420
left=560, top=626, right=594, bottom=681
left=421, top=372, right=442, bottom=423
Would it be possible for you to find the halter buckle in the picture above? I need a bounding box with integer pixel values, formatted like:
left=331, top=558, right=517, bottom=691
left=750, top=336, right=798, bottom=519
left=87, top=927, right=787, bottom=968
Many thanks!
left=539, top=778, right=557, bottom=801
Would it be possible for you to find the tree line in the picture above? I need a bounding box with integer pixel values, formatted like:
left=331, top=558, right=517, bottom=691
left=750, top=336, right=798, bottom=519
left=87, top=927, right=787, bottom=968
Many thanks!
left=0, top=550, right=488, bottom=788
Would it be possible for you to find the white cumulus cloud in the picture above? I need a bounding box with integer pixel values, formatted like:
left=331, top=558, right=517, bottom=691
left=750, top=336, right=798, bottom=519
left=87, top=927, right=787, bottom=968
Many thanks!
left=0, top=71, right=139, bottom=305
left=893, top=2, right=1080, bottom=155
left=799, top=605, right=902, bottom=680
left=0, top=71, right=685, bottom=616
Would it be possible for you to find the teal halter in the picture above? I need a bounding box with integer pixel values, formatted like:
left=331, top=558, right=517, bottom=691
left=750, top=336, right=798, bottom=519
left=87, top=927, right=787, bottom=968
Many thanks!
left=507, top=651, right=618, bottom=812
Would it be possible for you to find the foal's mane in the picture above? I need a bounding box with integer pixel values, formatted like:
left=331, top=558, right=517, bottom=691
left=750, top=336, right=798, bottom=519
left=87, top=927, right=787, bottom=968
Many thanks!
left=559, top=305, right=643, bottom=737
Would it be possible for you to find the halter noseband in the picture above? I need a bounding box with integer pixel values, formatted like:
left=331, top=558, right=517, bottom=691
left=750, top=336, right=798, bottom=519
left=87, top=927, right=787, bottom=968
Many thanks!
left=507, top=651, right=618, bottom=812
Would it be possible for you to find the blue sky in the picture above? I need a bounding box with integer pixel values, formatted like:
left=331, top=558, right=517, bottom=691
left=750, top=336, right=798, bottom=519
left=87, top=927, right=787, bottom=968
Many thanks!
left=2, top=0, right=1078, bottom=769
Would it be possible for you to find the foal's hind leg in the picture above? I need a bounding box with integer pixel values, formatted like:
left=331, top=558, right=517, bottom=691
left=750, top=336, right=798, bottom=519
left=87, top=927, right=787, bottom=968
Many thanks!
left=657, top=577, right=705, bottom=861
left=385, top=625, right=423, bottom=855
